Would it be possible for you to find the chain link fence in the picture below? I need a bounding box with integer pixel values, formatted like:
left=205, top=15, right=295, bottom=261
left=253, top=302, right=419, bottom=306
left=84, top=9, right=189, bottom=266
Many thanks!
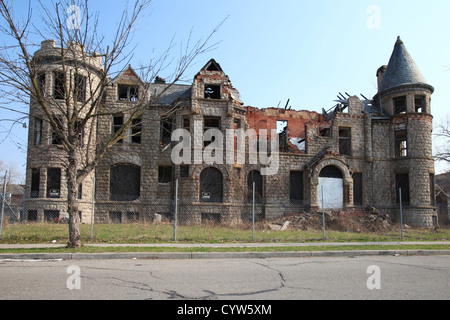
left=1, top=181, right=449, bottom=243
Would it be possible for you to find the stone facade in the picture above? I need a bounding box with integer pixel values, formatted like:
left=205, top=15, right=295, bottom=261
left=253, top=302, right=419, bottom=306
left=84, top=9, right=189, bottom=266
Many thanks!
left=24, top=37, right=439, bottom=227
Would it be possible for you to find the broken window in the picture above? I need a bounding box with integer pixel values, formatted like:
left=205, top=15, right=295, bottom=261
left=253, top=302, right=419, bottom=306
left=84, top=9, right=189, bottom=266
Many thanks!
left=34, top=117, right=42, bottom=146
left=339, top=127, right=352, bottom=156
left=396, top=173, right=410, bottom=205
left=395, top=129, right=408, bottom=158
left=110, top=164, right=141, bottom=201
left=290, top=171, right=304, bottom=205
left=318, top=127, right=331, bottom=137
left=53, top=71, right=66, bottom=100
left=203, top=117, right=221, bottom=147
left=200, top=167, right=223, bottom=203
left=27, top=210, right=38, bottom=222
left=353, top=173, right=363, bottom=206
left=277, top=120, right=289, bottom=152
left=158, top=166, right=172, bottom=183
left=247, top=170, right=263, bottom=203
left=161, top=117, right=173, bottom=146
left=182, top=117, right=191, bottom=132
left=204, top=84, right=221, bottom=99
left=31, top=169, right=40, bottom=198
left=127, top=212, right=140, bottom=223
left=47, top=168, right=61, bottom=199
left=74, top=74, right=86, bottom=102
left=118, top=85, right=139, bottom=102
left=131, top=118, right=142, bottom=144
left=415, top=95, right=426, bottom=113
left=113, top=115, right=124, bottom=143
left=394, top=96, right=407, bottom=115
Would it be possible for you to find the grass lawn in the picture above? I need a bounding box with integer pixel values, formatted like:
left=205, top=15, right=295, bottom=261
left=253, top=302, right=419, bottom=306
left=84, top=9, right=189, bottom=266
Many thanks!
left=1, top=223, right=450, bottom=245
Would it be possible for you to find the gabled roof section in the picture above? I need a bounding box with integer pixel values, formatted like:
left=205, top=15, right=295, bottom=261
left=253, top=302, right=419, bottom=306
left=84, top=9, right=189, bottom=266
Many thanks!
left=114, top=64, right=143, bottom=84
left=380, top=37, right=433, bottom=93
left=202, top=59, right=223, bottom=72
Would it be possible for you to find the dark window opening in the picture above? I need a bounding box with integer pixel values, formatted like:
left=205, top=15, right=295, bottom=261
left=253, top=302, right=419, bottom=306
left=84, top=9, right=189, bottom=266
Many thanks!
left=290, top=171, right=304, bottom=205
left=37, top=73, right=46, bottom=96
left=131, top=118, right=142, bottom=144
left=248, top=170, right=263, bottom=203
left=34, top=118, right=42, bottom=146
left=320, top=166, right=343, bottom=179
left=182, top=117, right=191, bottom=131
left=200, top=167, right=223, bottom=203
left=78, top=182, right=83, bottom=200
left=31, top=169, right=40, bottom=199
left=204, top=84, right=221, bottom=99
left=339, top=127, right=352, bottom=156
left=110, top=164, right=141, bottom=201
left=394, top=96, right=407, bottom=115
left=180, top=165, right=189, bottom=178
left=47, top=168, right=61, bottom=199
left=158, top=166, right=172, bottom=183
left=161, top=117, right=173, bottom=146
left=109, top=211, right=122, bottom=224
left=353, top=173, right=363, bottom=206
left=396, top=174, right=410, bottom=205
left=27, top=210, right=38, bottom=222
left=395, top=129, right=408, bottom=158
left=74, top=120, right=84, bottom=145
left=415, top=96, right=426, bottom=113
left=118, top=85, right=139, bottom=102
left=113, top=115, right=124, bottom=143
left=203, top=117, right=221, bottom=147
left=44, top=210, right=60, bottom=223
left=74, top=74, right=86, bottom=102
left=53, top=72, right=66, bottom=100
left=127, top=212, right=140, bottom=223
left=51, top=116, right=63, bottom=145
left=430, top=174, right=436, bottom=206
left=202, top=213, right=221, bottom=224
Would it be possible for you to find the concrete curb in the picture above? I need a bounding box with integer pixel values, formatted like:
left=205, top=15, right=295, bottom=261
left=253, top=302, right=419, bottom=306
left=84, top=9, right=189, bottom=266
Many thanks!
left=1, top=250, right=449, bottom=261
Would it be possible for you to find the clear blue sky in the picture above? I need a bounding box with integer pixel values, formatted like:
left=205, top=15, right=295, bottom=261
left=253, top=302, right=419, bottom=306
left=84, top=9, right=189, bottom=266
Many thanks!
left=1, top=0, right=450, bottom=179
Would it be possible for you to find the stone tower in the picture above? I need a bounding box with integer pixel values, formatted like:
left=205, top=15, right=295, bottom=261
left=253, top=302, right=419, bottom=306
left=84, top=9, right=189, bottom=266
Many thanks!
left=25, top=40, right=103, bottom=223
left=375, top=37, right=436, bottom=227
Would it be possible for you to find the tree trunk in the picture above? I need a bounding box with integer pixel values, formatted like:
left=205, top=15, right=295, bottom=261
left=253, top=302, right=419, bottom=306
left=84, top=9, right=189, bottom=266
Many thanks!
left=67, top=152, right=81, bottom=248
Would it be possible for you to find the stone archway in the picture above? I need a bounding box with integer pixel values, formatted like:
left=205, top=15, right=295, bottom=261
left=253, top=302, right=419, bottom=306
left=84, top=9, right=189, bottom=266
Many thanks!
left=310, top=158, right=353, bottom=209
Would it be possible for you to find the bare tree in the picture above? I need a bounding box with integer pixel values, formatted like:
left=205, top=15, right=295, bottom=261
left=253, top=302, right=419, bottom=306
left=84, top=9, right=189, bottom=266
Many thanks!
left=434, top=115, right=450, bottom=169
left=0, top=0, right=223, bottom=247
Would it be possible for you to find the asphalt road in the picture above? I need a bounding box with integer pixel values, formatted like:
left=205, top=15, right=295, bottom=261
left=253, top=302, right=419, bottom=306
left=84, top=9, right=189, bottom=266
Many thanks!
left=0, top=255, right=449, bottom=301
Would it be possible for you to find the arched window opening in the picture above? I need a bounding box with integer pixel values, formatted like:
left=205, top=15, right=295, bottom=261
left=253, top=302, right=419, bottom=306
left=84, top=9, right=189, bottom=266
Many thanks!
left=200, top=167, right=223, bottom=203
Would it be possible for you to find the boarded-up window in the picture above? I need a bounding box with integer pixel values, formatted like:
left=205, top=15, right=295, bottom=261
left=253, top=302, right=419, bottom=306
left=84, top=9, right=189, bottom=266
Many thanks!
left=290, top=171, right=304, bottom=205
left=396, top=174, right=410, bottom=205
left=200, top=167, right=223, bottom=203
left=110, top=164, right=141, bottom=201
left=353, top=173, right=363, bottom=206
left=248, top=170, right=263, bottom=203
left=318, top=166, right=344, bottom=210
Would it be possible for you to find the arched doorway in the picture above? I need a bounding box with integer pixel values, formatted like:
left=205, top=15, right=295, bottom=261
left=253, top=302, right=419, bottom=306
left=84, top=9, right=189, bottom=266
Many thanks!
left=200, top=167, right=223, bottom=203
left=318, top=166, right=344, bottom=210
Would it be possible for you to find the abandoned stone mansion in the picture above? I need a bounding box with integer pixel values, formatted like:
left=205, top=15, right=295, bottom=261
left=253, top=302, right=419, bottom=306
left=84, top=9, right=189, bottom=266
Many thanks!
left=24, top=37, right=438, bottom=227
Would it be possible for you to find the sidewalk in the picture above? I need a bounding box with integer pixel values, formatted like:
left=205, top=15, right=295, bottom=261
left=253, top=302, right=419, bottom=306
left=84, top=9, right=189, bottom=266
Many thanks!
left=0, top=241, right=449, bottom=260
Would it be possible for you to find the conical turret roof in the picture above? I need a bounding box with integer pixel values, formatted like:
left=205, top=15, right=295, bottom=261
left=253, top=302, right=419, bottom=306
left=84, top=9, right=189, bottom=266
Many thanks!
left=380, top=37, right=433, bottom=93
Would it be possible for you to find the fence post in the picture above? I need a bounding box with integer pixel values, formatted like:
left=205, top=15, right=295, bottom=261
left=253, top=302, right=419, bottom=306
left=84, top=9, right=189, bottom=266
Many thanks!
left=0, top=171, right=7, bottom=237
left=399, top=187, right=404, bottom=240
left=90, top=177, right=96, bottom=240
left=252, top=181, right=255, bottom=242
left=174, top=179, right=178, bottom=242
left=322, top=186, right=326, bottom=241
